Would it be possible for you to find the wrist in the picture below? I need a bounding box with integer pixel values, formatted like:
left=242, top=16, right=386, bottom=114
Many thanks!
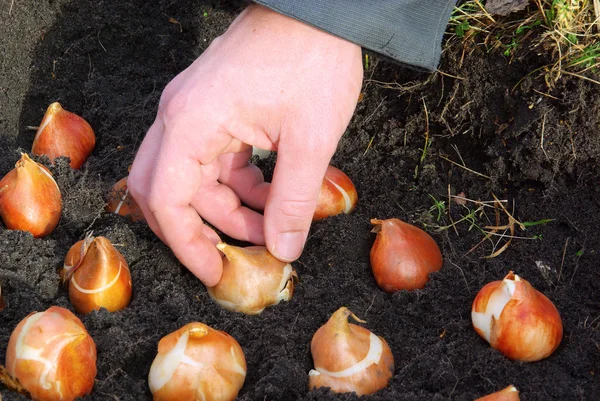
left=243, top=3, right=362, bottom=53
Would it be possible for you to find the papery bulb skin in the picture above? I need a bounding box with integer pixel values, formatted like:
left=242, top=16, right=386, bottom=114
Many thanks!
left=32, top=102, right=95, bottom=169
left=475, top=385, right=520, bottom=401
left=370, top=218, right=443, bottom=292
left=65, top=236, right=132, bottom=314
left=105, top=176, right=145, bottom=222
left=148, top=322, right=246, bottom=401
left=308, top=307, right=394, bottom=396
left=313, top=165, right=358, bottom=220
left=207, top=242, right=297, bottom=315
left=61, top=239, right=83, bottom=283
left=5, top=306, right=97, bottom=401
left=0, top=153, right=62, bottom=238
left=472, top=272, right=563, bottom=362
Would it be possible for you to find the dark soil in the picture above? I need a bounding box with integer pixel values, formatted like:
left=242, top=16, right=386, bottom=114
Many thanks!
left=1, top=1, right=599, bottom=400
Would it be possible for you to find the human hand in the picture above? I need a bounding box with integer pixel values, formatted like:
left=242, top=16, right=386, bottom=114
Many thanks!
left=128, top=4, right=363, bottom=286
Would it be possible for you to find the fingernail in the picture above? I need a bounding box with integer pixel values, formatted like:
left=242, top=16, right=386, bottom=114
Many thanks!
left=273, top=231, right=306, bottom=261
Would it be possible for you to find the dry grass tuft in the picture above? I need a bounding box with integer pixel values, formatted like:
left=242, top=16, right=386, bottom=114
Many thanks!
left=447, top=0, right=600, bottom=88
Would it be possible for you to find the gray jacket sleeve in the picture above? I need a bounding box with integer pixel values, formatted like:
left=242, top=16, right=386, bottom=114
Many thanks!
left=252, top=0, right=458, bottom=72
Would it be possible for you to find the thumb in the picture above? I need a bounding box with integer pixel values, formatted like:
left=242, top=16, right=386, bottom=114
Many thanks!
left=264, top=132, right=337, bottom=262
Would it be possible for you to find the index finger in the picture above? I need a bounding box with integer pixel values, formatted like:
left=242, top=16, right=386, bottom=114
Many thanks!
left=144, top=122, right=230, bottom=287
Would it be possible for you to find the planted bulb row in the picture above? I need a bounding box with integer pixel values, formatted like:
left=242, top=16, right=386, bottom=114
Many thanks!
left=1, top=223, right=562, bottom=400
left=1, top=224, right=563, bottom=400
left=3, top=298, right=534, bottom=401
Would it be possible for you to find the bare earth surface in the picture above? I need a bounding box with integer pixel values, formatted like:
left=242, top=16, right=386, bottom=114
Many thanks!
left=1, top=1, right=599, bottom=400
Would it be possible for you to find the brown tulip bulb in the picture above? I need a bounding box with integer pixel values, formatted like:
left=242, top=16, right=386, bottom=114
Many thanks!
left=63, top=235, right=132, bottom=314
left=370, top=218, right=443, bottom=292
left=5, top=306, right=97, bottom=401
left=475, top=385, right=520, bottom=401
left=308, top=307, right=394, bottom=395
left=32, top=102, right=95, bottom=169
left=313, top=165, right=358, bottom=220
left=148, top=322, right=246, bottom=401
left=207, top=242, right=297, bottom=315
left=105, top=176, right=145, bottom=221
left=472, top=272, right=563, bottom=362
left=0, top=153, right=62, bottom=238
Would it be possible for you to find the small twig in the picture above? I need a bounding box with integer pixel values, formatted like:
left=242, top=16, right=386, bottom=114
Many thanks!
left=492, top=194, right=525, bottom=230
left=481, top=231, right=540, bottom=241
left=447, top=184, right=458, bottom=235
left=436, top=70, right=465, bottom=80
left=533, top=88, right=560, bottom=100
left=452, top=144, right=467, bottom=167
left=290, top=312, right=300, bottom=333
left=569, top=130, right=577, bottom=159
left=83, top=209, right=104, bottom=233
left=448, top=260, right=470, bottom=294
left=438, top=154, right=491, bottom=179
left=440, top=84, right=461, bottom=135
left=558, top=237, right=569, bottom=283
left=420, top=98, right=430, bottom=163
left=465, top=233, right=491, bottom=257
left=473, top=0, right=496, bottom=23
left=449, top=195, right=506, bottom=207
left=562, top=70, right=600, bottom=86
left=594, top=0, right=600, bottom=31
left=168, top=17, right=183, bottom=33
left=364, top=294, right=377, bottom=316
left=97, top=29, right=107, bottom=52
left=362, top=97, right=386, bottom=155
left=363, top=136, right=375, bottom=156
left=540, top=112, right=549, bottom=160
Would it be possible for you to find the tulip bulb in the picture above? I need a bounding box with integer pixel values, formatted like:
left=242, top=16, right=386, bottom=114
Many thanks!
left=313, top=165, right=358, bottom=220
left=207, top=242, right=297, bottom=315
left=62, top=235, right=132, bottom=314
left=105, top=176, right=145, bottom=221
left=148, top=322, right=246, bottom=401
left=0, top=153, right=62, bottom=238
left=308, top=307, right=394, bottom=395
left=475, top=385, right=520, bottom=401
left=32, top=102, right=95, bottom=169
left=5, top=306, right=97, bottom=401
left=370, top=218, right=443, bottom=292
left=472, top=272, right=563, bottom=362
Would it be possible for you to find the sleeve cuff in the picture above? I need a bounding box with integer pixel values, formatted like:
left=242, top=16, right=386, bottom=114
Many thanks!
left=252, top=0, right=458, bottom=71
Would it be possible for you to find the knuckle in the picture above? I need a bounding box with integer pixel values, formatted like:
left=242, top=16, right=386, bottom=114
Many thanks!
left=273, top=198, right=316, bottom=223
left=158, top=84, right=189, bottom=123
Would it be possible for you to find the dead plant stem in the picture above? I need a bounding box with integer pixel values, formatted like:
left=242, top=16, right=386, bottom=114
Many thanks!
left=558, top=237, right=569, bottom=283
left=594, top=0, right=600, bottom=30
left=439, top=154, right=491, bottom=179
left=562, top=70, right=600, bottom=85
left=447, top=184, right=459, bottom=235
left=540, top=112, right=549, bottom=160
